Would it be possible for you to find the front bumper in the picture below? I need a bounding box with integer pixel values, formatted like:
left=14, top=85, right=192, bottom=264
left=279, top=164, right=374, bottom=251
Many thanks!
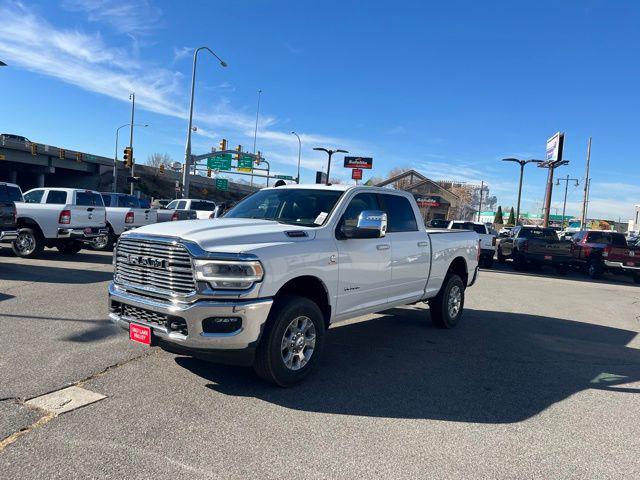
left=0, top=229, right=17, bottom=242
left=108, top=282, right=273, bottom=359
left=58, top=227, right=108, bottom=241
left=604, top=260, right=640, bottom=272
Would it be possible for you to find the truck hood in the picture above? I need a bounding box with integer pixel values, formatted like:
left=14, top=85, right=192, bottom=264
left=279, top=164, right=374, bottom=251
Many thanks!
left=124, top=218, right=317, bottom=254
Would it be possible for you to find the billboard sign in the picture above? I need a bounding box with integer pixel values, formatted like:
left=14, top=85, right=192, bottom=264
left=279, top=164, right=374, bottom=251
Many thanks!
left=343, top=156, right=373, bottom=169
left=416, top=196, right=440, bottom=208
left=351, top=168, right=363, bottom=180
left=545, top=132, right=564, bottom=162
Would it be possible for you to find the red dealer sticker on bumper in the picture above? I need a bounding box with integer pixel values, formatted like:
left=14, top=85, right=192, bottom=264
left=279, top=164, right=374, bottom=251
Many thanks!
left=129, top=324, right=151, bottom=345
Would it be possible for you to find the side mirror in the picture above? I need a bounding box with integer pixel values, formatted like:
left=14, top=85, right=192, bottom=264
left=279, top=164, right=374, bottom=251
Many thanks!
left=341, top=210, right=387, bottom=239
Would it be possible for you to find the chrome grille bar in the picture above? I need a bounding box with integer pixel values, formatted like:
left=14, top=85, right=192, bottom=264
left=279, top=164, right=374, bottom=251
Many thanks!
left=114, top=237, right=196, bottom=296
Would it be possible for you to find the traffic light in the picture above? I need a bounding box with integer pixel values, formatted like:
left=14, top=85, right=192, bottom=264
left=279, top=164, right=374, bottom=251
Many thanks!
left=123, top=147, right=133, bottom=168
left=218, top=139, right=228, bottom=151
left=75, top=152, right=83, bottom=162
left=159, top=164, right=165, bottom=174
left=30, top=143, right=37, bottom=156
left=59, top=149, right=66, bottom=160
left=236, top=145, right=242, bottom=160
left=255, top=151, right=261, bottom=166
left=207, top=168, right=212, bottom=177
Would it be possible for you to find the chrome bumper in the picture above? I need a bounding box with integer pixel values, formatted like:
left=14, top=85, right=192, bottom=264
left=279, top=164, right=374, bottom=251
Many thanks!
left=605, top=260, right=640, bottom=271
left=58, top=227, right=108, bottom=240
left=108, top=282, right=273, bottom=351
left=0, top=230, right=17, bottom=242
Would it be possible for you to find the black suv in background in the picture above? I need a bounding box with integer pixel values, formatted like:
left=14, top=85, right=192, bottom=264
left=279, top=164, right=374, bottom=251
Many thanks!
left=0, top=182, right=21, bottom=245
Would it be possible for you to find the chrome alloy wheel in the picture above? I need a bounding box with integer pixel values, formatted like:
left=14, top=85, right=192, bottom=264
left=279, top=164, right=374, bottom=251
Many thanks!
left=92, top=235, right=109, bottom=249
left=447, top=285, right=462, bottom=318
left=15, top=231, right=35, bottom=256
left=281, top=316, right=316, bottom=371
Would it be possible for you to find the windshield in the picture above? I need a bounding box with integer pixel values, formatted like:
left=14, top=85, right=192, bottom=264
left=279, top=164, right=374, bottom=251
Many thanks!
left=224, top=188, right=344, bottom=227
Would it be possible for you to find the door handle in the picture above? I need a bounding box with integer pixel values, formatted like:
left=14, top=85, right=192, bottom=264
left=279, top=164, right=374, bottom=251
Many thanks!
left=376, top=244, right=390, bottom=250
left=418, top=241, right=429, bottom=247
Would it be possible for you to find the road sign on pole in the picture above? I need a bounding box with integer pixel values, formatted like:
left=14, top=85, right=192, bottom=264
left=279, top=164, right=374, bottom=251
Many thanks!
left=215, top=178, right=229, bottom=191
left=351, top=168, right=363, bottom=180
left=207, top=154, right=232, bottom=170
left=237, top=156, right=253, bottom=172
left=275, top=174, right=294, bottom=180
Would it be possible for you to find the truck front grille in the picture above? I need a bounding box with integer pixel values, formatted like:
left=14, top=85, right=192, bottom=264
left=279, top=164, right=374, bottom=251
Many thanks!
left=111, top=301, right=188, bottom=336
left=114, top=237, right=196, bottom=297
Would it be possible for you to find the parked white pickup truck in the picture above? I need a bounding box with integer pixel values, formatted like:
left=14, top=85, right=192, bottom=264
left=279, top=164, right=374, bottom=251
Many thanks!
left=165, top=198, right=217, bottom=219
left=92, top=193, right=159, bottom=250
left=108, top=185, right=480, bottom=386
left=448, top=221, right=497, bottom=268
left=14, top=188, right=107, bottom=258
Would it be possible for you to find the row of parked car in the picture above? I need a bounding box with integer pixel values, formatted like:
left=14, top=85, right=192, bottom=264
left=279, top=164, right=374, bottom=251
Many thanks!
left=496, top=225, right=640, bottom=283
left=0, top=182, right=228, bottom=258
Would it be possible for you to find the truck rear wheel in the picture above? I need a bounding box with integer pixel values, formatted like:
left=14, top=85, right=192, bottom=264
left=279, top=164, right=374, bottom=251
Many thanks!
left=92, top=227, right=116, bottom=251
left=429, top=274, right=465, bottom=329
left=497, top=248, right=506, bottom=263
left=12, top=228, right=44, bottom=258
left=253, top=295, right=325, bottom=387
left=587, top=259, right=604, bottom=279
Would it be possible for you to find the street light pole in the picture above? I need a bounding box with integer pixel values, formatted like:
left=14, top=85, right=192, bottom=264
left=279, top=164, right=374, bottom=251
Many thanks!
left=128, top=93, right=136, bottom=195
left=580, top=137, right=592, bottom=230
left=114, top=123, right=148, bottom=193
left=501, top=158, right=543, bottom=225
left=477, top=181, right=485, bottom=222
left=291, top=131, right=301, bottom=183
left=556, top=175, right=580, bottom=229
left=183, top=46, right=227, bottom=198
left=250, top=89, right=262, bottom=187
left=313, top=147, right=349, bottom=185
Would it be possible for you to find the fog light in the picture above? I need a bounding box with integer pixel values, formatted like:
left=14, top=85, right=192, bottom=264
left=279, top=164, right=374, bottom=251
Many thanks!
left=202, top=317, right=242, bottom=334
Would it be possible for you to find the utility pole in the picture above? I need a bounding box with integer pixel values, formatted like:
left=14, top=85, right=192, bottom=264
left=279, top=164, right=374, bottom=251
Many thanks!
left=477, top=181, right=484, bottom=222
left=580, top=137, right=592, bottom=230
left=539, top=133, right=568, bottom=227
left=251, top=89, right=262, bottom=187
left=128, top=93, right=135, bottom=195
left=556, top=175, right=580, bottom=229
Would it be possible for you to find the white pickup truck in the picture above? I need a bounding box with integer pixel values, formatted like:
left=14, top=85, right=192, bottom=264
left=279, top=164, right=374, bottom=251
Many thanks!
left=14, top=188, right=107, bottom=258
left=92, top=193, right=159, bottom=250
left=108, top=185, right=480, bottom=386
left=165, top=198, right=217, bottom=219
left=448, top=221, right=497, bottom=268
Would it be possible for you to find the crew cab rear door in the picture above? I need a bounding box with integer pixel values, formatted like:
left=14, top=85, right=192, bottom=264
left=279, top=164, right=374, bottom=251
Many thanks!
left=379, top=192, right=431, bottom=304
left=71, top=190, right=105, bottom=227
left=335, top=192, right=391, bottom=316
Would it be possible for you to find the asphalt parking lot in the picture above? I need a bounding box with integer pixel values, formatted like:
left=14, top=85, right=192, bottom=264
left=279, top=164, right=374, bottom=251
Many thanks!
left=1, top=248, right=639, bottom=479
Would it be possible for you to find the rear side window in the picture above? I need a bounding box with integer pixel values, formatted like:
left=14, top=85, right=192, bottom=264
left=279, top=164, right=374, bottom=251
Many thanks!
left=0, top=185, right=23, bottom=202
left=46, top=190, right=67, bottom=204
left=101, top=194, right=112, bottom=206
left=23, top=190, right=44, bottom=203
left=379, top=194, right=418, bottom=232
left=117, top=195, right=139, bottom=208
left=519, top=228, right=557, bottom=240
left=76, top=191, right=104, bottom=206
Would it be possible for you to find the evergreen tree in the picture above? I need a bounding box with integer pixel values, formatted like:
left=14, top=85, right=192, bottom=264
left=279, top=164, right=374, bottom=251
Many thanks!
left=494, top=206, right=504, bottom=224
left=506, top=207, right=516, bottom=226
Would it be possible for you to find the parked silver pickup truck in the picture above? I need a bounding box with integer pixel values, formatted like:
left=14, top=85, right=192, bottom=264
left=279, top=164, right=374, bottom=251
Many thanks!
left=109, top=184, right=480, bottom=386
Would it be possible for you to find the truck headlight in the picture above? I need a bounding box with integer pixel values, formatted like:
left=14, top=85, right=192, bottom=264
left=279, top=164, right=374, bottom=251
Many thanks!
left=193, top=260, right=264, bottom=289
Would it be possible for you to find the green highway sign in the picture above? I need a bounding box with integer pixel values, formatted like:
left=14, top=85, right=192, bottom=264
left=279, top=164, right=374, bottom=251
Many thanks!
left=275, top=175, right=294, bottom=180
left=207, top=154, right=232, bottom=170
left=237, top=156, right=254, bottom=171
left=215, top=178, right=229, bottom=191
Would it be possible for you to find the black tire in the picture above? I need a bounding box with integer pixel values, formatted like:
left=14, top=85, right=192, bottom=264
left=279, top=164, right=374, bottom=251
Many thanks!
left=497, top=248, right=506, bottom=264
left=253, top=295, right=326, bottom=387
left=482, top=256, right=494, bottom=269
left=633, top=275, right=640, bottom=284
left=92, top=227, right=116, bottom=251
left=429, top=274, right=465, bottom=329
left=57, top=240, right=83, bottom=255
left=12, top=228, right=44, bottom=258
left=587, top=259, right=604, bottom=279
left=513, top=253, right=527, bottom=271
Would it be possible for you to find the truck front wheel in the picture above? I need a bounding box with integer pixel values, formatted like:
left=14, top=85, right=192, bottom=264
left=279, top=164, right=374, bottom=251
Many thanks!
left=253, top=295, right=326, bottom=387
left=429, top=274, right=465, bottom=329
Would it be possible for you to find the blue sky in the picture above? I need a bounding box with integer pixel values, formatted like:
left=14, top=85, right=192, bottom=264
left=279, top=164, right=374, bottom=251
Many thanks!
left=0, top=0, right=638, bottom=220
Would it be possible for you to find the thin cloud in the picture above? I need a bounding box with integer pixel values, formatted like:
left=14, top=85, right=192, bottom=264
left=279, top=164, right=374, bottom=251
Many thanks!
left=172, top=46, right=191, bottom=63
left=61, top=0, right=162, bottom=36
left=283, top=42, right=302, bottom=54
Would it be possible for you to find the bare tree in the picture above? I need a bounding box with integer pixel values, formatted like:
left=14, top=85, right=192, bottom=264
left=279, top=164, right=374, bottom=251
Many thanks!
left=385, top=167, right=413, bottom=189
left=146, top=153, right=173, bottom=168
left=329, top=177, right=345, bottom=185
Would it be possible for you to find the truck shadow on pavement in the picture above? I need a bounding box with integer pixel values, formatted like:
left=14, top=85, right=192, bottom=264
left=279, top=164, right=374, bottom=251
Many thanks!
left=0, top=264, right=112, bottom=284
left=0, top=248, right=114, bottom=265
left=176, top=307, right=640, bottom=423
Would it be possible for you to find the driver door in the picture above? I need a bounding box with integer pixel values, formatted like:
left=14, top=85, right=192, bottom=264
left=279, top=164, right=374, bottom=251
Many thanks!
left=335, top=193, right=391, bottom=317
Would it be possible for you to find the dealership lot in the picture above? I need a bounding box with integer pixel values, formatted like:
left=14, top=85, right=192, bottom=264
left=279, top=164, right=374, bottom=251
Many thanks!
left=1, top=249, right=640, bottom=479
